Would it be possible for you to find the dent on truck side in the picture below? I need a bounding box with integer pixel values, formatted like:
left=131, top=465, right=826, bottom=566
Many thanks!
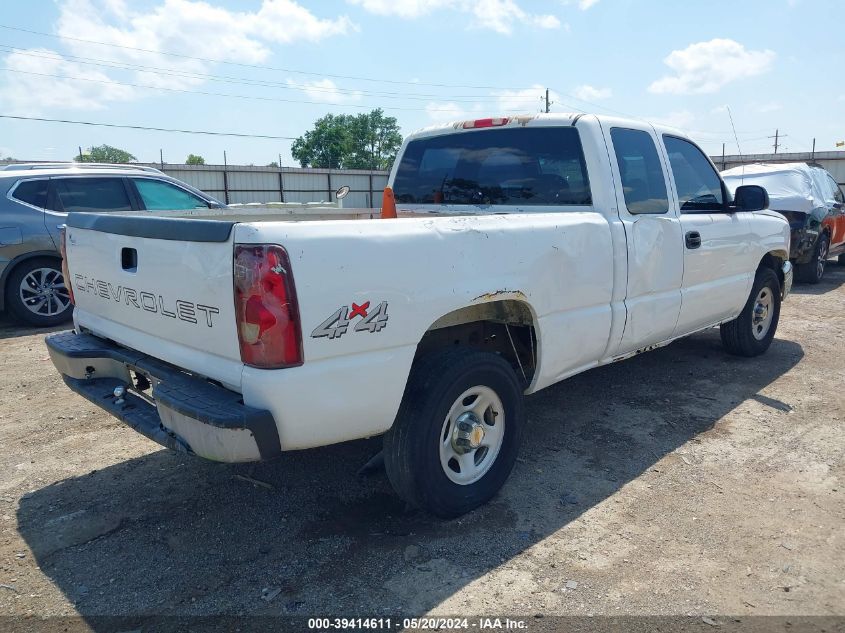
left=234, top=212, right=614, bottom=449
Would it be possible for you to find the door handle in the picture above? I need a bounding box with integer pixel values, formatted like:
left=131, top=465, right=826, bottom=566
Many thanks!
left=685, top=231, right=702, bottom=249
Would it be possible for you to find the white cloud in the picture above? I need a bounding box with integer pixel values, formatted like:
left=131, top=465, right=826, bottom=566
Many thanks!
left=425, top=101, right=477, bottom=123
left=0, top=0, right=355, bottom=112
left=572, top=84, right=611, bottom=101
left=649, top=39, right=775, bottom=95
left=756, top=101, right=782, bottom=113
left=0, top=48, right=135, bottom=116
left=578, top=0, right=600, bottom=9
left=652, top=110, right=695, bottom=130
left=493, top=84, right=551, bottom=112
left=349, top=0, right=560, bottom=34
left=285, top=78, right=363, bottom=103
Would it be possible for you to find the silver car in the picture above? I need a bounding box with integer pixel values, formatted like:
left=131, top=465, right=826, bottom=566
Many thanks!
left=0, top=163, right=224, bottom=326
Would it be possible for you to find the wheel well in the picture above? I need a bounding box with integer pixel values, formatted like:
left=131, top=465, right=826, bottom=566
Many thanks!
left=416, top=300, right=537, bottom=387
left=758, top=251, right=786, bottom=289
left=0, top=251, right=63, bottom=311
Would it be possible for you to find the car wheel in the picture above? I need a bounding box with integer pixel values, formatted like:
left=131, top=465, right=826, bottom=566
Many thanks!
left=383, top=349, right=524, bottom=518
left=795, top=233, right=829, bottom=284
left=4, top=257, right=73, bottom=327
left=720, top=267, right=781, bottom=357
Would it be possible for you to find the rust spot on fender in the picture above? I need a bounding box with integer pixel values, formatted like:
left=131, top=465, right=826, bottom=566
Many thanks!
left=473, top=289, right=528, bottom=302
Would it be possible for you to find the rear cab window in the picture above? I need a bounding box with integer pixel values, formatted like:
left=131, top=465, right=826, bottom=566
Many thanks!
left=51, top=177, right=133, bottom=213
left=393, top=126, right=592, bottom=207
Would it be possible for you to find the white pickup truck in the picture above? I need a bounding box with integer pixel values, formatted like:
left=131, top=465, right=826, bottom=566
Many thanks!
left=47, top=114, right=792, bottom=517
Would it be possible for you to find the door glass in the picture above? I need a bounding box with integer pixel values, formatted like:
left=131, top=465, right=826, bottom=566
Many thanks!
left=11, top=180, right=48, bottom=209
left=610, top=128, right=668, bottom=214
left=134, top=179, right=209, bottom=210
left=53, top=177, right=132, bottom=213
left=663, top=136, right=724, bottom=211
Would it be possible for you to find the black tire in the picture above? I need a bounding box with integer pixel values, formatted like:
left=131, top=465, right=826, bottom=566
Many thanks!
left=720, top=267, right=781, bottom=357
left=4, top=257, right=73, bottom=327
left=795, top=233, right=829, bottom=284
left=383, top=349, right=524, bottom=518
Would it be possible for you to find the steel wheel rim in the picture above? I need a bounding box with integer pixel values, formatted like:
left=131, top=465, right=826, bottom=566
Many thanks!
left=817, top=239, right=828, bottom=278
left=751, top=287, right=774, bottom=341
left=19, top=267, right=71, bottom=317
left=438, top=385, right=505, bottom=486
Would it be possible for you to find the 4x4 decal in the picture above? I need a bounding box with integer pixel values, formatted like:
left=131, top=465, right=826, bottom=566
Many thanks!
left=311, top=301, right=389, bottom=340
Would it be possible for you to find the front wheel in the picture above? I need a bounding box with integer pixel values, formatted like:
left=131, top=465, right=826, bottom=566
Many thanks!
left=383, top=349, right=524, bottom=518
left=720, top=267, right=781, bottom=357
left=795, top=233, right=829, bottom=284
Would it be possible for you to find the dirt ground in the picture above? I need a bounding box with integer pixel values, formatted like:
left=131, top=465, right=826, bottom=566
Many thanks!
left=0, top=266, right=843, bottom=630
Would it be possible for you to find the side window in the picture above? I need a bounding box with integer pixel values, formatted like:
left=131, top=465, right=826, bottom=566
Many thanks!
left=11, top=180, right=48, bottom=209
left=663, top=135, right=724, bottom=211
left=133, top=179, right=209, bottom=210
left=53, top=177, right=132, bottom=213
left=610, top=128, right=668, bottom=214
left=827, top=175, right=844, bottom=204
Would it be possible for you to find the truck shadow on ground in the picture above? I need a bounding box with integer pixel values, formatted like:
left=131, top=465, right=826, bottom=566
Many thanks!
left=16, top=329, right=803, bottom=623
left=0, top=314, right=67, bottom=340
left=790, top=262, right=845, bottom=296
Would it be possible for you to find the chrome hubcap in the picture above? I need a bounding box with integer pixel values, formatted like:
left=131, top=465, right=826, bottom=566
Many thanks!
left=817, top=240, right=828, bottom=278
left=439, top=386, right=505, bottom=486
left=19, top=267, right=71, bottom=317
left=751, top=287, right=774, bottom=341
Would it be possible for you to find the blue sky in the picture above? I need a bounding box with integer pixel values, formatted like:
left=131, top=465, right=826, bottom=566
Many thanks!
left=0, top=0, right=841, bottom=166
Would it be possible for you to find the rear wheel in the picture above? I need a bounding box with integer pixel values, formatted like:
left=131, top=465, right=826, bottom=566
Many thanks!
left=795, top=233, right=829, bottom=284
left=4, top=258, right=72, bottom=327
left=720, top=267, right=781, bottom=357
left=383, top=349, right=524, bottom=518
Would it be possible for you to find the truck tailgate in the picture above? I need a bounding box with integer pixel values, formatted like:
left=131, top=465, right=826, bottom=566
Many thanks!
left=65, top=213, right=244, bottom=390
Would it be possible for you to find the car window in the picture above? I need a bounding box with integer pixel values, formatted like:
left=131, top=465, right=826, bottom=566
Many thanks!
left=663, top=135, right=724, bottom=211
left=11, top=179, right=48, bottom=209
left=133, top=178, right=209, bottom=210
left=610, top=128, right=669, bottom=214
left=826, top=175, right=844, bottom=204
left=53, top=177, right=132, bottom=213
left=393, top=127, right=592, bottom=206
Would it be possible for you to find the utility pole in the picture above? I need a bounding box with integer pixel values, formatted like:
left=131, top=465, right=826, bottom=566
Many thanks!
left=78, top=146, right=83, bottom=162
left=811, top=138, right=816, bottom=162
left=721, top=143, right=726, bottom=170
left=160, top=148, right=164, bottom=170
left=768, top=129, right=787, bottom=154
left=545, top=88, right=550, bottom=114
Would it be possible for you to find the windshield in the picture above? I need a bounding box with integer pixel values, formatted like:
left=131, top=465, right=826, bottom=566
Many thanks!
left=393, top=127, right=592, bottom=206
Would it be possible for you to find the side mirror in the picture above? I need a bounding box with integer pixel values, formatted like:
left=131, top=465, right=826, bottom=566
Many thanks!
left=734, top=184, right=769, bottom=212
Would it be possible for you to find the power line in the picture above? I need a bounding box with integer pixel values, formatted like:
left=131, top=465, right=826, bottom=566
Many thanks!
left=0, top=114, right=297, bottom=139
left=0, top=23, right=517, bottom=91
left=0, top=45, right=545, bottom=103
left=0, top=68, right=537, bottom=112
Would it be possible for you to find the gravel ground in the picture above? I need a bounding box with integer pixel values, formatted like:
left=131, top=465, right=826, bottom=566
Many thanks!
left=0, top=266, right=843, bottom=629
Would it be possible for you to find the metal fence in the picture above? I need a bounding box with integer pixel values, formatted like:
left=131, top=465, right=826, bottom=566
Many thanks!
left=138, top=164, right=390, bottom=207
left=710, top=151, right=845, bottom=186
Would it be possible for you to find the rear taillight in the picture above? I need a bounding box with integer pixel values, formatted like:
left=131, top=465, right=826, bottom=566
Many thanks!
left=233, top=244, right=303, bottom=368
left=59, top=226, right=75, bottom=305
left=462, top=117, right=509, bottom=129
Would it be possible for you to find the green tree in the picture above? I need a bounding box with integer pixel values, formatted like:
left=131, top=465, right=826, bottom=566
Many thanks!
left=346, top=109, right=403, bottom=170
left=266, top=161, right=279, bottom=167
left=291, top=109, right=402, bottom=170
left=186, top=154, right=206, bottom=165
left=74, top=144, right=136, bottom=163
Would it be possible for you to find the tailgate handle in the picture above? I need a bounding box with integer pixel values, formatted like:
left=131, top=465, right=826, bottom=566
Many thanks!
left=121, top=247, right=138, bottom=272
